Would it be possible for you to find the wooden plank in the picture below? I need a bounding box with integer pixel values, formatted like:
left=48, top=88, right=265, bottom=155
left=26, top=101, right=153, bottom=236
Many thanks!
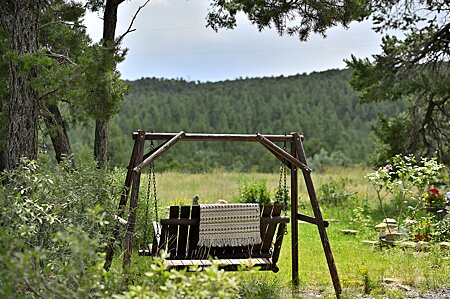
left=252, top=205, right=272, bottom=254
left=133, top=131, right=185, bottom=173
left=182, top=259, right=195, bottom=266
left=271, top=223, right=286, bottom=265
left=261, top=216, right=290, bottom=224
left=168, top=206, right=180, bottom=258
left=123, top=130, right=146, bottom=270
left=188, top=205, right=200, bottom=258
left=133, top=132, right=296, bottom=143
left=293, top=132, right=341, bottom=297
left=261, top=205, right=282, bottom=253
left=218, top=259, right=232, bottom=265
left=297, top=213, right=329, bottom=227
left=201, top=260, right=212, bottom=266
left=176, top=206, right=191, bottom=258
left=228, top=259, right=241, bottom=265
left=171, top=260, right=184, bottom=267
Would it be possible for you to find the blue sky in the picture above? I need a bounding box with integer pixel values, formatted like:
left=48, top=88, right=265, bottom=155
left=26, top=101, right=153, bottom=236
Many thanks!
left=84, top=0, right=383, bottom=82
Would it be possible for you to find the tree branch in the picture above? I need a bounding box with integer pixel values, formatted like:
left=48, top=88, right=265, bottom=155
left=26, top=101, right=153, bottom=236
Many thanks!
left=116, top=0, right=151, bottom=45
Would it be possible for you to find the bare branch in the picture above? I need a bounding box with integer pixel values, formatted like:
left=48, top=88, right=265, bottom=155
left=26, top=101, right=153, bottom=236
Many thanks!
left=116, top=0, right=151, bottom=45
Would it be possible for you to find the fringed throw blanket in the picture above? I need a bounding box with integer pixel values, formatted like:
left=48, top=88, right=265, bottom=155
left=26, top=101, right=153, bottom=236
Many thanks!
left=198, top=203, right=261, bottom=247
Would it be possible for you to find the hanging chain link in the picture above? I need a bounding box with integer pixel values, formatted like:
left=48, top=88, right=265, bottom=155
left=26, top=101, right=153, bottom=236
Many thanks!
left=150, top=139, right=159, bottom=223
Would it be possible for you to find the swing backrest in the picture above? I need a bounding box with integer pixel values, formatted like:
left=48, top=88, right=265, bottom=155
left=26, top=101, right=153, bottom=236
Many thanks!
left=154, top=204, right=289, bottom=264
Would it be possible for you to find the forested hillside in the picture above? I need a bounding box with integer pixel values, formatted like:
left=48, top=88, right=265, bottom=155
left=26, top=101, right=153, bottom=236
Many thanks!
left=69, top=69, right=405, bottom=171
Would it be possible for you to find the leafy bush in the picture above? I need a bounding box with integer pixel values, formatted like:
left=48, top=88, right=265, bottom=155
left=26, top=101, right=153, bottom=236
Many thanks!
left=0, top=159, right=123, bottom=298
left=115, top=257, right=240, bottom=299
left=238, top=179, right=271, bottom=205
left=365, top=154, right=448, bottom=242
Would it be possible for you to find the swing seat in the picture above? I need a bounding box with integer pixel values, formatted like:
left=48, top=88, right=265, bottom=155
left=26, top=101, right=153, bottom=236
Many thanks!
left=149, top=204, right=289, bottom=272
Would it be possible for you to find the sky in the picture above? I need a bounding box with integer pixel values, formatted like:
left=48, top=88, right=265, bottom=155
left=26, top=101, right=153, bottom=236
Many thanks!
left=83, top=0, right=383, bottom=82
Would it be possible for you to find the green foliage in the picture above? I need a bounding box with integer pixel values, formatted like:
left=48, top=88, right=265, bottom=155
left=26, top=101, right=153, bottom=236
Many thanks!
left=207, top=0, right=368, bottom=41
left=0, top=159, right=123, bottom=298
left=115, top=257, right=240, bottom=299
left=347, top=0, right=450, bottom=165
left=238, top=179, right=271, bottom=205
left=350, top=206, right=373, bottom=231
left=365, top=154, right=448, bottom=242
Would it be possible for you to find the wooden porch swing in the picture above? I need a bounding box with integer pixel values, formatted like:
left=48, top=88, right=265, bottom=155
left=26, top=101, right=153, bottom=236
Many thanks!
left=104, top=131, right=342, bottom=298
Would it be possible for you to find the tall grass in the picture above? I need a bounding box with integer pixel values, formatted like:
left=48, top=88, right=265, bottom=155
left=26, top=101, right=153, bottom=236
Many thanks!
left=130, top=166, right=450, bottom=297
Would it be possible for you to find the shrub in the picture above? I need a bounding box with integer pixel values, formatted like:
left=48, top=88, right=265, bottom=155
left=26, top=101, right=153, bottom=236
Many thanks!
left=115, top=257, right=240, bottom=299
left=0, top=159, right=123, bottom=298
left=238, top=179, right=271, bottom=205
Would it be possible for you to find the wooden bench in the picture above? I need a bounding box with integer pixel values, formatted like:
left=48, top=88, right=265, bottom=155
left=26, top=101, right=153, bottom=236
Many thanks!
left=149, top=204, right=289, bottom=272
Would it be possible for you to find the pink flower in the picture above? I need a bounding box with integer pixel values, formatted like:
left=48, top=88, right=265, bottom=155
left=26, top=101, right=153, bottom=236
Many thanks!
left=385, top=164, right=392, bottom=171
left=429, top=188, right=440, bottom=195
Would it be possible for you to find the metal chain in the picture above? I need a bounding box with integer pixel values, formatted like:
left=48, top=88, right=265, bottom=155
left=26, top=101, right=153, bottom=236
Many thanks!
left=150, top=139, right=159, bottom=223
left=142, top=142, right=152, bottom=248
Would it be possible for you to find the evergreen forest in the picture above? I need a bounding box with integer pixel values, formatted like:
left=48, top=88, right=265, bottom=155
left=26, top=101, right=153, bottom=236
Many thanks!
left=68, top=69, right=406, bottom=171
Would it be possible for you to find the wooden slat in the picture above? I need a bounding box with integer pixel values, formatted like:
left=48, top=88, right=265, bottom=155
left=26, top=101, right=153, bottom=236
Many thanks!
left=297, top=213, right=329, bottom=227
left=252, top=205, right=273, bottom=254
left=171, top=260, right=184, bottom=266
left=188, top=205, right=200, bottom=258
left=176, top=206, right=191, bottom=258
left=271, top=223, right=286, bottom=265
left=201, top=260, right=212, bottom=266
left=168, top=206, right=180, bottom=257
left=261, top=205, right=282, bottom=253
left=182, top=259, right=195, bottom=266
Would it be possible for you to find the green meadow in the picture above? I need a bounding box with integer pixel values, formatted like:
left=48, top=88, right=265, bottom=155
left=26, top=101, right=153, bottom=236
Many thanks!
left=127, top=167, right=450, bottom=298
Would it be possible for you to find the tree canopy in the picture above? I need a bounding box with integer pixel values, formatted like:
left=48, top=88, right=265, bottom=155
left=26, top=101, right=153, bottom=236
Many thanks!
left=207, top=0, right=367, bottom=40
left=346, top=0, right=450, bottom=165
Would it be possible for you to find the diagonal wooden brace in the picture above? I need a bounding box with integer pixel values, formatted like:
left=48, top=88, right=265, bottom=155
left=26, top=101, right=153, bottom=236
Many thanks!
left=133, top=131, right=185, bottom=173
left=256, top=133, right=312, bottom=173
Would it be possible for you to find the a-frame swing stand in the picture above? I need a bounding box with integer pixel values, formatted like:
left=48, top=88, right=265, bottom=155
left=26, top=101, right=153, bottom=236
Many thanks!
left=104, top=131, right=342, bottom=298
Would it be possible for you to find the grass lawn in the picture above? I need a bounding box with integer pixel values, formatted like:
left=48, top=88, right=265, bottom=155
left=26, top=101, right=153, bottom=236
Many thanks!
left=128, top=167, right=450, bottom=298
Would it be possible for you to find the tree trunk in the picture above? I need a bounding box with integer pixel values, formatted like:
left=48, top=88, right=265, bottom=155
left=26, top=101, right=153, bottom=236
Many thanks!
left=43, top=104, right=75, bottom=167
left=2, top=1, right=42, bottom=169
left=94, top=120, right=109, bottom=167
left=93, top=0, right=124, bottom=167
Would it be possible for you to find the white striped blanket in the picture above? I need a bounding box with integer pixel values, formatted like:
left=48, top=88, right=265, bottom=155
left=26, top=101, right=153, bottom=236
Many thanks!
left=198, top=203, right=261, bottom=247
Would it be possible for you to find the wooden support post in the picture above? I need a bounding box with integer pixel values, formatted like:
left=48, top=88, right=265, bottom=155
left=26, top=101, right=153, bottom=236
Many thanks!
left=292, top=132, right=341, bottom=298
left=104, top=135, right=140, bottom=270
left=291, top=141, right=299, bottom=287
left=123, top=130, right=146, bottom=270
